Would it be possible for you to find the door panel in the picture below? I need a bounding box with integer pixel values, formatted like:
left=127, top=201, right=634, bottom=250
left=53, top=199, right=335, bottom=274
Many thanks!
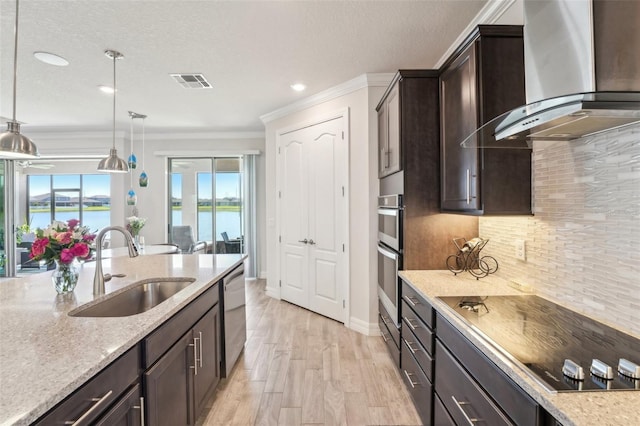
left=280, top=138, right=308, bottom=307
left=278, top=116, right=346, bottom=323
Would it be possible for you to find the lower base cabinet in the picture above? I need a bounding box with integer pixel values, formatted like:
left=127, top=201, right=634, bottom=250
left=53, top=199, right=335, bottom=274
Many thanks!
left=95, top=383, right=144, bottom=426
left=144, top=295, right=220, bottom=426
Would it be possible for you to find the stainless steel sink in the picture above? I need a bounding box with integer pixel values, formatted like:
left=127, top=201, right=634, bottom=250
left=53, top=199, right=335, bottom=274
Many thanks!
left=69, top=277, right=196, bottom=317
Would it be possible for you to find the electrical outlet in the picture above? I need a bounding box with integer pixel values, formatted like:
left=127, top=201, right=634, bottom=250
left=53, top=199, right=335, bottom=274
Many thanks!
left=515, top=239, right=526, bottom=261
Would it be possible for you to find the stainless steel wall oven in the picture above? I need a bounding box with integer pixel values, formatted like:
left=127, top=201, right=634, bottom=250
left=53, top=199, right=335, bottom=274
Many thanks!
left=377, top=195, right=403, bottom=326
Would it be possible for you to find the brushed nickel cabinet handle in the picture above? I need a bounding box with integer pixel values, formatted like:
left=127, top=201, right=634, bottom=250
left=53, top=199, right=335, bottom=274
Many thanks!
left=65, top=390, right=113, bottom=425
left=466, top=169, right=471, bottom=205
left=403, top=338, right=420, bottom=355
left=190, top=338, right=199, bottom=375
left=403, top=317, right=419, bottom=331
left=404, top=295, right=420, bottom=307
left=133, top=396, right=145, bottom=426
left=403, top=370, right=419, bottom=388
left=451, top=395, right=478, bottom=425
left=198, top=331, right=203, bottom=368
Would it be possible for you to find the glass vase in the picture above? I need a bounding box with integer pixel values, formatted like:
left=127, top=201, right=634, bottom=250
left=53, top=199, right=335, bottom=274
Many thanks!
left=52, top=259, right=80, bottom=294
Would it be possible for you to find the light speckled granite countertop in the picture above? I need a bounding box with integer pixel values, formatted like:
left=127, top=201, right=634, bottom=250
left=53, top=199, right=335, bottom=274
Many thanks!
left=0, top=253, right=245, bottom=426
left=399, top=270, right=640, bottom=426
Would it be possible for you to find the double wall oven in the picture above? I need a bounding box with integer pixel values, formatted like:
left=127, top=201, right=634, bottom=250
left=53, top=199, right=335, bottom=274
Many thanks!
left=377, top=194, right=403, bottom=326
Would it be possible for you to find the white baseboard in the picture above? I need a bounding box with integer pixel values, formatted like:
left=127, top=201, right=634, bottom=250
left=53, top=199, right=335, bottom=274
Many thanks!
left=349, top=317, right=379, bottom=336
left=264, top=285, right=280, bottom=300
left=259, top=270, right=267, bottom=280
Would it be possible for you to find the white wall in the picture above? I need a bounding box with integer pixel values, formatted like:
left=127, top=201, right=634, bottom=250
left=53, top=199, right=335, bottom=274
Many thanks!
left=17, top=131, right=266, bottom=277
left=263, top=74, right=392, bottom=334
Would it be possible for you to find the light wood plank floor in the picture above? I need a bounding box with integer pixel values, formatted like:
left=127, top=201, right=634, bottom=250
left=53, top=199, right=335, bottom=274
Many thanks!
left=197, top=280, right=422, bottom=426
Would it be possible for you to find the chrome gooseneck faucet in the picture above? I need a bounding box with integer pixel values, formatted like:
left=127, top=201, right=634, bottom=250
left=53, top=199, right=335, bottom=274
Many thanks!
left=93, top=226, right=139, bottom=295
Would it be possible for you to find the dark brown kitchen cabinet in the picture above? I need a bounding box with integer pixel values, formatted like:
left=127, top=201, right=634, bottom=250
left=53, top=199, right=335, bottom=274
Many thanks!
left=440, top=25, right=531, bottom=215
left=436, top=314, right=543, bottom=426
left=399, top=280, right=436, bottom=425
left=143, top=283, right=220, bottom=426
left=94, top=383, right=144, bottom=426
left=378, top=82, right=401, bottom=177
left=33, top=345, right=141, bottom=426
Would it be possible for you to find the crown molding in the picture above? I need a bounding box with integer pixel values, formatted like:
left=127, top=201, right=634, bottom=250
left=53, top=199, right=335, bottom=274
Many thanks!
left=434, top=0, right=519, bottom=69
left=23, top=129, right=264, bottom=141
left=260, top=73, right=395, bottom=124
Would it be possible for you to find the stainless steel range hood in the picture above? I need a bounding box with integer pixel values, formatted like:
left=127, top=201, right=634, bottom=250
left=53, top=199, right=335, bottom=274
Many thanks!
left=463, top=0, right=640, bottom=149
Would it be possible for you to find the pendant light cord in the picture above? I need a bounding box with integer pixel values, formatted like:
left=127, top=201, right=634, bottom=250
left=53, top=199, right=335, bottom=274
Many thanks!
left=11, top=0, right=20, bottom=123
left=142, top=117, right=146, bottom=169
left=112, top=51, right=117, bottom=150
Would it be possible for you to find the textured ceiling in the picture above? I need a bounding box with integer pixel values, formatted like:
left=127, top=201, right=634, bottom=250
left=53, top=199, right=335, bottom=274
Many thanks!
left=0, top=0, right=487, bottom=133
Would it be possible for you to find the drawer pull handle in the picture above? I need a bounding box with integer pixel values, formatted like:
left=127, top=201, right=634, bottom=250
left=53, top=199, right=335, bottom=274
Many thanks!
left=403, top=338, right=420, bottom=355
left=65, top=390, right=113, bottom=425
left=381, top=330, right=389, bottom=343
left=403, top=370, right=420, bottom=388
left=451, top=395, right=479, bottom=425
left=133, top=396, right=145, bottom=426
left=190, top=337, right=199, bottom=375
left=198, top=331, right=204, bottom=368
left=404, top=295, right=420, bottom=307
left=403, top=317, right=419, bottom=331
left=380, top=315, right=389, bottom=326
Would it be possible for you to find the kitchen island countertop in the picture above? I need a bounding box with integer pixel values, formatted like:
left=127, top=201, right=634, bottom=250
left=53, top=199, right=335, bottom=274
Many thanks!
left=400, top=270, right=640, bottom=426
left=0, top=253, right=245, bottom=426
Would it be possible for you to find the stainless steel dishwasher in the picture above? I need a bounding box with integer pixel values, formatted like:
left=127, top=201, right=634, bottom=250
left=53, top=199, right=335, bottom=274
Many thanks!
left=220, top=262, right=246, bottom=377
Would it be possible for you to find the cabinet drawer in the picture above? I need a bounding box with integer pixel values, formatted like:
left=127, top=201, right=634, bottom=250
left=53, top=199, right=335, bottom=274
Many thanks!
left=401, top=299, right=434, bottom=355
left=401, top=281, right=434, bottom=328
left=401, top=338, right=432, bottom=424
left=379, top=299, right=400, bottom=347
left=94, top=383, right=143, bottom=426
left=35, top=344, right=141, bottom=425
left=435, top=340, right=512, bottom=426
left=144, top=283, right=219, bottom=367
left=379, top=314, right=400, bottom=366
left=402, top=325, right=433, bottom=381
left=433, top=393, right=455, bottom=426
left=437, top=315, right=540, bottom=426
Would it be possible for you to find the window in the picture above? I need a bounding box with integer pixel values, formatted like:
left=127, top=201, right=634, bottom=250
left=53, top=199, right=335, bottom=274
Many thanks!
left=27, top=174, right=111, bottom=232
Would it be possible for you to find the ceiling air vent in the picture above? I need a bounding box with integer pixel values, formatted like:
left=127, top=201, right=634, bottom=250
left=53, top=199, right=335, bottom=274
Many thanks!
left=170, top=73, right=212, bottom=89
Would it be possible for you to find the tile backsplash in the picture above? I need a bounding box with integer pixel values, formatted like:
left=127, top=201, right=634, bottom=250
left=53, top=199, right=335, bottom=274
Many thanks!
left=479, top=124, right=640, bottom=337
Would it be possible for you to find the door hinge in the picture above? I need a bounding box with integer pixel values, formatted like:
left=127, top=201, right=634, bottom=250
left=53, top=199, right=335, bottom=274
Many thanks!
left=342, top=131, right=344, bottom=139
left=278, top=146, right=281, bottom=154
left=343, top=300, right=345, bottom=308
left=279, top=235, right=281, bottom=243
left=342, top=243, right=345, bottom=252
left=279, top=280, right=282, bottom=288
left=278, top=191, right=282, bottom=198
left=342, top=186, right=344, bottom=197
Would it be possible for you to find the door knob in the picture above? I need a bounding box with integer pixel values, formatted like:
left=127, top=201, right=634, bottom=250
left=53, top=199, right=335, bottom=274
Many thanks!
left=308, top=239, right=316, bottom=245
left=298, top=239, right=308, bottom=244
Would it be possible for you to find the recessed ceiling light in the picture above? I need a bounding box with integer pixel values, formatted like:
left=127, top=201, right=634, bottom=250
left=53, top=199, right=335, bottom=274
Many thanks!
left=291, top=83, right=306, bottom=92
left=33, top=51, right=69, bottom=66
left=98, top=85, right=115, bottom=94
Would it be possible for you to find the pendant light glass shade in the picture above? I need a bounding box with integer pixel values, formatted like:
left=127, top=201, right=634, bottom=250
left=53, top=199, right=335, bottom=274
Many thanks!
left=98, top=49, right=128, bottom=173
left=0, top=0, right=39, bottom=159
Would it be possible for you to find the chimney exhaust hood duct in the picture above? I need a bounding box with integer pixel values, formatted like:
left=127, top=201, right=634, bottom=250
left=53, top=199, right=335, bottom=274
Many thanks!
left=463, top=0, right=640, bottom=149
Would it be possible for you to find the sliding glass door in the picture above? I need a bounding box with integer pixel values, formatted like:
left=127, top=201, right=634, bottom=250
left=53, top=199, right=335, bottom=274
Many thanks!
left=168, top=157, right=244, bottom=254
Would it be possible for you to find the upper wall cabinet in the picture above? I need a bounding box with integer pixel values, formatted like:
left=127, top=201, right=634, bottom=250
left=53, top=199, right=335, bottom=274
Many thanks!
left=378, top=81, right=401, bottom=178
left=440, top=26, right=532, bottom=215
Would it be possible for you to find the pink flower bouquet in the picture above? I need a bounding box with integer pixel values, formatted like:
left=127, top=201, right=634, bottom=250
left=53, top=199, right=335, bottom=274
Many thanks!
left=29, top=219, right=97, bottom=265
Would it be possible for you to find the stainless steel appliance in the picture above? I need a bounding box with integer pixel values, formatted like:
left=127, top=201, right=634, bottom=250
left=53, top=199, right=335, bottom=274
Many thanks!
left=220, top=262, right=246, bottom=378
left=378, top=194, right=403, bottom=252
left=438, top=295, right=640, bottom=392
left=377, top=195, right=403, bottom=326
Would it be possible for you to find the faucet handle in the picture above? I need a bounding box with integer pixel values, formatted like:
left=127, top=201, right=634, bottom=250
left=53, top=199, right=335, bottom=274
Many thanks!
left=103, top=273, right=126, bottom=282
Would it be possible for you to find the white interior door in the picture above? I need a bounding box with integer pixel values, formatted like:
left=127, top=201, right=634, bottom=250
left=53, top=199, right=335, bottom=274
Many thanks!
left=279, top=116, right=347, bottom=322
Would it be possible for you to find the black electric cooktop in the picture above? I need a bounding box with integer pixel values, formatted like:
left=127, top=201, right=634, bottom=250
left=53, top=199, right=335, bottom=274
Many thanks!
left=437, top=295, right=640, bottom=392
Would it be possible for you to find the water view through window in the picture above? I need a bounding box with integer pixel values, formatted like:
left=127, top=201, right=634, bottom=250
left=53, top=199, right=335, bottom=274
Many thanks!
left=27, top=174, right=111, bottom=232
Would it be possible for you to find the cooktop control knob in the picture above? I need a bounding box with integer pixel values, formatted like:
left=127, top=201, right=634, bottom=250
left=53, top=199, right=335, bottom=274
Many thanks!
left=590, top=359, right=614, bottom=380
left=618, top=358, right=640, bottom=379
left=562, top=359, right=585, bottom=380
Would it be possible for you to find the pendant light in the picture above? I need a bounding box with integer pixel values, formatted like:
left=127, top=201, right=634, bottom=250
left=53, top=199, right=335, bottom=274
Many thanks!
left=126, top=112, right=137, bottom=205
left=97, top=50, right=128, bottom=173
left=139, top=115, right=149, bottom=187
left=0, top=0, right=39, bottom=158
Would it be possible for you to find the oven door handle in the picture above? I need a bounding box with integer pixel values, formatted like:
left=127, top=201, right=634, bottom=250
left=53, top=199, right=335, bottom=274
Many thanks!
left=377, top=208, right=399, bottom=217
left=377, top=244, right=399, bottom=260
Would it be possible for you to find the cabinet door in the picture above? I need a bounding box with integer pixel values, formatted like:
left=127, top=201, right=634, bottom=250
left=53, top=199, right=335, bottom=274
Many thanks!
left=378, top=101, right=389, bottom=177
left=193, top=307, right=220, bottom=418
left=145, top=332, right=195, bottom=426
left=386, top=84, right=401, bottom=175
left=95, top=384, right=144, bottom=426
left=440, top=43, right=480, bottom=212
